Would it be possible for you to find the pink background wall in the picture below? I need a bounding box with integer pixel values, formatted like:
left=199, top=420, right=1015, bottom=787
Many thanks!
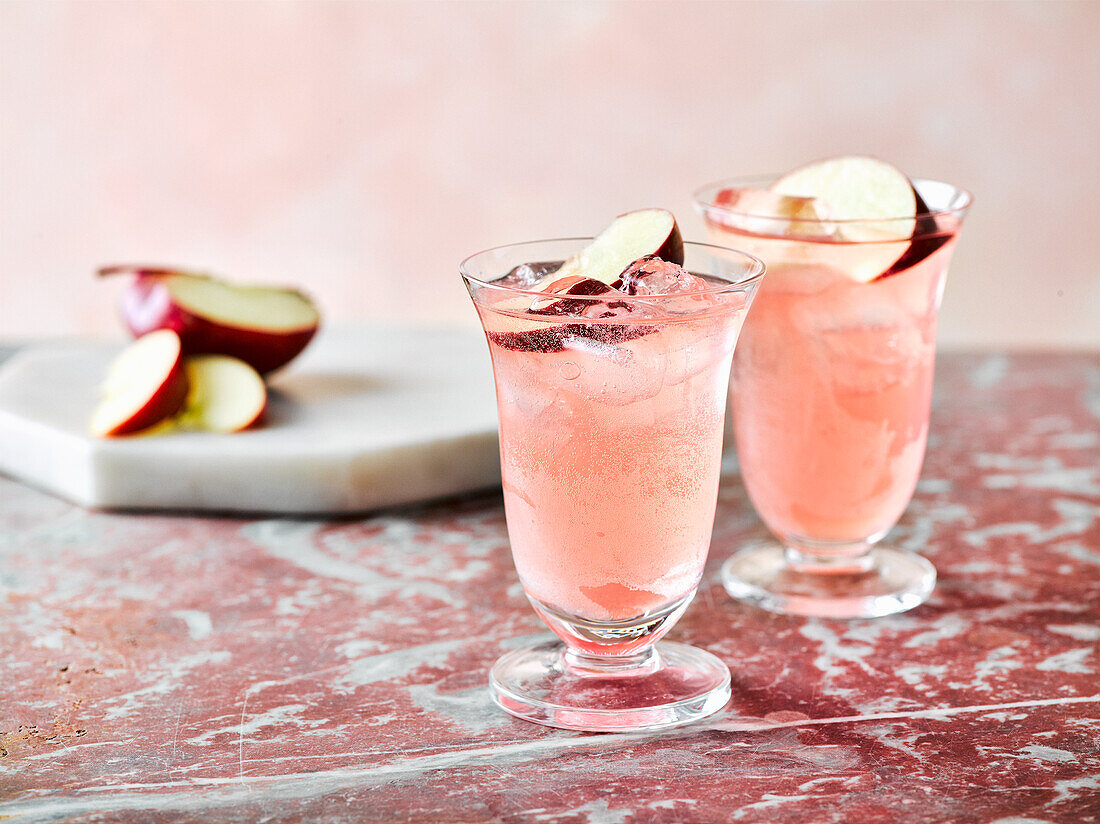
left=1, top=1, right=1097, bottom=349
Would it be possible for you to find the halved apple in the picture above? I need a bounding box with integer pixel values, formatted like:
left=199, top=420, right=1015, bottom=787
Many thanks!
left=771, top=156, right=918, bottom=282
left=533, top=208, right=683, bottom=289
left=89, top=330, right=190, bottom=437
left=99, top=266, right=320, bottom=375
left=178, top=355, right=267, bottom=433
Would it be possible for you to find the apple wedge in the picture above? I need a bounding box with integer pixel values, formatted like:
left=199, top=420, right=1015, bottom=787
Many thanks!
left=89, top=330, right=190, bottom=437
left=708, top=186, right=835, bottom=239
left=178, top=356, right=267, bottom=433
left=482, top=209, right=683, bottom=352
left=533, top=209, right=683, bottom=289
left=99, top=266, right=320, bottom=375
left=487, top=282, right=651, bottom=353
left=771, top=156, right=918, bottom=282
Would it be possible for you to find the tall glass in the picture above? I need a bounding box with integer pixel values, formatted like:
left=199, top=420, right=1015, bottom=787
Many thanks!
left=695, top=177, right=971, bottom=619
left=463, top=239, right=763, bottom=731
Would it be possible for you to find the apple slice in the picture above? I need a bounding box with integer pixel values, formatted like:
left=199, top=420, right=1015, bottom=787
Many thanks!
left=709, top=186, right=835, bottom=239
left=533, top=209, right=683, bottom=289
left=89, top=330, right=190, bottom=437
left=772, top=156, right=917, bottom=282
left=487, top=281, right=650, bottom=353
left=483, top=209, right=681, bottom=352
left=98, top=266, right=320, bottom=375
left=772, top=156, right=917, bottom=237
left=178, top=356, right=267, bottom=433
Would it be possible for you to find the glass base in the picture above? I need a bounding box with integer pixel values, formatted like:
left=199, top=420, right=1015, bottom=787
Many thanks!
left=489, top=639, right=731, bottom=732
left=721, top=542, right=936, bottom=619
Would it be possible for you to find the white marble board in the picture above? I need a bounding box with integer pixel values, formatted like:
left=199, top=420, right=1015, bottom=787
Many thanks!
left=0, top=326, right=502, bottom=514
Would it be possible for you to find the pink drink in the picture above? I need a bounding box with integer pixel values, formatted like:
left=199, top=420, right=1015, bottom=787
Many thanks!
left=712, top=233, right=959, bottom=547
left=466, top=236, right=762, bottom=730
left=696, top=170, right=970, bottom=618
left=476, top=287, right=748, bottom=625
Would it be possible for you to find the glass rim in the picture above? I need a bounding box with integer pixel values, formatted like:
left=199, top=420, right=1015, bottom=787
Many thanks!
left=692, top=174, right=973, bottom=225
left=459, top=237, right=766, bottom=303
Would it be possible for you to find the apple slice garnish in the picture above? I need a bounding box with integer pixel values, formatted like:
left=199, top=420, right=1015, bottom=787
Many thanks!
left=533, top=208, right=683, bottom=289
left=177, top=355, right=267, bottom=433
left=484, top=209, right=683, bottom=352
left=771, top=156, right=918, bottom=282
left=89, top=330, right=190, bottom=437
left=98, top=266, right=320, bottom=375
left=488, top=279, right=650, bottom=353
left=708, top=186, right=835, bottom=239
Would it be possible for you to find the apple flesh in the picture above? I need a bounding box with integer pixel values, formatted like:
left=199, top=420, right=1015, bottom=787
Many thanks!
left=89, top=330, right=190, bottom=437
left=708, top=186, right=835, bottom=239
left=772, top=156, right=917, bottom=237
left=178, top=355, right=267, bottom=433
left=484, top=209, right=686, bottom=352
left=99, top=266, right=320, bottom=375
left=771, top=156, right=918, bottom=283
left=532, top=208, right=683, bottom=290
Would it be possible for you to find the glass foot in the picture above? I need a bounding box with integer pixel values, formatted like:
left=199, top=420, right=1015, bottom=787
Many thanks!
left=721, top=542, right=936, bottom=619
left=489, top=639, right=730, bottom=732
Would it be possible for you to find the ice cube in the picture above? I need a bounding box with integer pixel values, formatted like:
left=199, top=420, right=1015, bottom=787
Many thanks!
left=618, top=256, right=707, bottom=296
left=501, top=261, right=559, bottom=288
left=560, top=333, right=632, bottom=365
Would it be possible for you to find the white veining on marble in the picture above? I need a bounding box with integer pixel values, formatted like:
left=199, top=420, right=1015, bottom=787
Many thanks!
left=1011, top=745, right=1078, bottom=763
left=102, top=652, right=231, bottom=720
left=189, top=703, right=327, bottom=746
left=172, top=610, right=212, bottom=641
left=1048, top=624, right=1100, bottom=641
left=4, top=696, right=1095, bottom=822
left=1035, top=648, right=1093, bottom=674
left=970, top=355, right=1009, bottom=389
left=336, top=639, right=465, bottom=687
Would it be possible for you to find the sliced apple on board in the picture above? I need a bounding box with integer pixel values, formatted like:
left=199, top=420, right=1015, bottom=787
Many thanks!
left=770, top=156, right=938, bottom=282
left=177, top=355, right=267, bottom=433
left=98, top=266, right=320, bottom=375
left=89, top=330, right=190, bottom=437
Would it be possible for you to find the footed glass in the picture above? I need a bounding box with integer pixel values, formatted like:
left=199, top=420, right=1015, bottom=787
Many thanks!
left=463, top=239, right=763, bottom=731
left=695, top=176, right=971, bottom=618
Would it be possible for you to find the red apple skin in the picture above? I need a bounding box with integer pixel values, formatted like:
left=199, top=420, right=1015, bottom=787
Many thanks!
left=625, top=209, right=684, bottom=265
left=103, top=268, right=319, bottom=375
left=239, top=399, right=266, bottom=432
left=880, top=187, right=950, bottom=279
left=92, top=334, right=191, bottom=437
left=107, top=358, right=190, bottom=436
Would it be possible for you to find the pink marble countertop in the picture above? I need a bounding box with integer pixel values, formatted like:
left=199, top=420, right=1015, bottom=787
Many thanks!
left=1, top=352, right=1098, bottom=823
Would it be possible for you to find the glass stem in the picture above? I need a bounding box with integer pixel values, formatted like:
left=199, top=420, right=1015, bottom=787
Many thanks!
left=785, top=544, right=876, bottom=574
left=563, top=646, right=661, bottom=677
